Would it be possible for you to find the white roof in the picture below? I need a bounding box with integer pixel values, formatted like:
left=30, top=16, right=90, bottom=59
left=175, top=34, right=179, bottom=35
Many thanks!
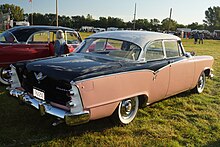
left=88, top=30, right=181, bottom=49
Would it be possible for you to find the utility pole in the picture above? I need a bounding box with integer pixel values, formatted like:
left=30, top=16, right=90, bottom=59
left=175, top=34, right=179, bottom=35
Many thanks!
left=31, top=8, right=33, bottom=25
left=29, top=0, right=33, bottom=25
left=133, top=3, right=136, bottom=30
left=168, top=8, right=172, bottom=32
left=56, top=0, right=58, bottom=26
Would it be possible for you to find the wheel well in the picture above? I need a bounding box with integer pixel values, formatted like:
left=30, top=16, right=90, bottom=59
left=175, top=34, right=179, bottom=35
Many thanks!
left=138, top=95, right=148, bottom=108
left=204, top=69, right=211, bottom=77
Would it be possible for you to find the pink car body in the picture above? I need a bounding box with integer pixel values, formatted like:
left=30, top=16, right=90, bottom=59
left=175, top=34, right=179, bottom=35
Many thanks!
left=77, top=56, right=213, bottom=120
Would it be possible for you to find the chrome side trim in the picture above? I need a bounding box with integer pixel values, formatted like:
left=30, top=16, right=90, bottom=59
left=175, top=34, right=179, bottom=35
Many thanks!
left=75, top=68, right=154, bottom=84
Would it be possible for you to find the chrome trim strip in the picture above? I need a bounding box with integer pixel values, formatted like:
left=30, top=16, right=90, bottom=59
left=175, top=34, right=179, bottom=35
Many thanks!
left=75, top=68, right=154, bottom=84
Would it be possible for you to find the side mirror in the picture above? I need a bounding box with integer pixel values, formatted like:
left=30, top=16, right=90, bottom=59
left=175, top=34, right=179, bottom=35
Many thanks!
left=185, top=51, right=195, bottom=58
left=190, top=51, right=196, bottom=56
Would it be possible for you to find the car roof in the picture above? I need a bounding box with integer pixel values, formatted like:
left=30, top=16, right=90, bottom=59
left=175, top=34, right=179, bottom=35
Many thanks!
left=88, top=31, right=181, bottom=48
left=7, top=25, right=75, bottom=42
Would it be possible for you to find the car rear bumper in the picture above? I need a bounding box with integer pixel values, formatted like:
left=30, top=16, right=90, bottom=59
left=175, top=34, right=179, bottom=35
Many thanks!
left=208, top=68, right=214, bottom=79
left=9, top=88, right=90, bottom=126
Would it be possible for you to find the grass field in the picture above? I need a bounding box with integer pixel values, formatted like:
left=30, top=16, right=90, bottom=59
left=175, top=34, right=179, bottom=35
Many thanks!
left=79, top=32, right=93, bottom=39
left=0, top=37, right=220, bottom=146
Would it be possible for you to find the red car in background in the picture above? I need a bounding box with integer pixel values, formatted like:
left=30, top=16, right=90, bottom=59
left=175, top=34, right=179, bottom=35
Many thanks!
left=0, top=26, right=82, bottom=85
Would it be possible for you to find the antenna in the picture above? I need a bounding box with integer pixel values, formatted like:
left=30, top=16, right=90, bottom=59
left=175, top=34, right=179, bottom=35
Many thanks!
left=133, top=3, right=136, bottom=30
left=29, top=0, right=33, bottom=25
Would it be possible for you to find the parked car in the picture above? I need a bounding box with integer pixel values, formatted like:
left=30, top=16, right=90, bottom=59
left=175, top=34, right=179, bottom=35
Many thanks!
left=9, top=31, right=214, bottom=126
left=0, top=25, right=82, bottom=85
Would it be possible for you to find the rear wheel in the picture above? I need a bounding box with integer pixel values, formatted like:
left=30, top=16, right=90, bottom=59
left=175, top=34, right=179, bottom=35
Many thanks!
left=192, top=72, right=206, bottom=94
left=111, top=97, right=139, bottom=125
left=0, top=67, right=11, bottom=85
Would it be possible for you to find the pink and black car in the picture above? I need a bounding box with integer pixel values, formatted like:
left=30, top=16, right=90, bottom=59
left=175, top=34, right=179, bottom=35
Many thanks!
left=9, top=31, right=214, bottom=126
left=0, top=26, right=82, bottom=85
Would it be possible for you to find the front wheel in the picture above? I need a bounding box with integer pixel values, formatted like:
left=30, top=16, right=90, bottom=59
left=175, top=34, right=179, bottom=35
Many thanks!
left=0, top=67, right=11, bottom=85
left=192, top=72, right=206, bottom=94
left=111, top=97, right=139, bottom=125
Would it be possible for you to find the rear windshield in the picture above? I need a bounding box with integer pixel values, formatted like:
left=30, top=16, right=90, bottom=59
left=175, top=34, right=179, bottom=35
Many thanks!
left=74, top=38, right=141, bottom=61
left=0, top=31, right=17, bottom=43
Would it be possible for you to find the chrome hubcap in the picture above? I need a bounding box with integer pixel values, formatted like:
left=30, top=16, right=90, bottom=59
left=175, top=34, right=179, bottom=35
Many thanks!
left=118, top=97, right=139, bottom=124
left=1, top=68, right=11, bottom=82
left=120, top=99, right=135, bottom=118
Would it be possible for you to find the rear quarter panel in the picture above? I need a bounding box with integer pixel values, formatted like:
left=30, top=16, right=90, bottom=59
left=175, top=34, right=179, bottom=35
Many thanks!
left=0, top=44, right=50, bottom=67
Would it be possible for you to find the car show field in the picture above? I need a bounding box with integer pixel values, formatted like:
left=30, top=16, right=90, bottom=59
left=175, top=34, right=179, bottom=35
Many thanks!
left=0, top=34, right=220, bottom=146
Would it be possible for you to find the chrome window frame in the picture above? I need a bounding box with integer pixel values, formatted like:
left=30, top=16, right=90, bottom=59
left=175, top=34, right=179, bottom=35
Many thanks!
left=163, top=40, right=182, bottom=59
left=142, top=40, right=165, bottom=62
left=26, top=31, right=50, bottom=44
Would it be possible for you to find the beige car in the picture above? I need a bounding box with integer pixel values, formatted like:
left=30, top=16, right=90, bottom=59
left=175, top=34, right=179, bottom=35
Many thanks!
left=9, top=31, right=214, bottom=126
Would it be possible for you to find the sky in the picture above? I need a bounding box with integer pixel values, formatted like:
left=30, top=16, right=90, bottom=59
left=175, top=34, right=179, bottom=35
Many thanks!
left=0, top=0, right=220, bottom=25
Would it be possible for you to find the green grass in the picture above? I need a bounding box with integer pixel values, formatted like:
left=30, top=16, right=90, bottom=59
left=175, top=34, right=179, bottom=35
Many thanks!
left=0, top=38, right=220, bottom=146
left=80, top=32, right=93, bottom=39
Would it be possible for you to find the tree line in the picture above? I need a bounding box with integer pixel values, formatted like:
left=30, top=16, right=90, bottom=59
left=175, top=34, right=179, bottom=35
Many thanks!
left=1, top=4, right=220, bottom=31
left=23, top=13, right=207, bottom=32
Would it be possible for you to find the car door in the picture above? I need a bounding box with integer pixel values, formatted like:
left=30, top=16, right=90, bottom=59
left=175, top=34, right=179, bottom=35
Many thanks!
left=144, top=40, right=170, bottom=103
left=164, top=40, right=195, bottom=97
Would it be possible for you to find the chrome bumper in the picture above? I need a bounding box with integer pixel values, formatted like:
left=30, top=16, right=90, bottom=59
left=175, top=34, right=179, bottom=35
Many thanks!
left=9, top=88, right=90, bottom=126
left=209, top=73, right=214, bottom=79
left=209, top=68, right=214, bottom=79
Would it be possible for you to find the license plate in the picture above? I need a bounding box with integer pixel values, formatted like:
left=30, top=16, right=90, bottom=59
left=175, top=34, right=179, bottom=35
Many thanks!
left=33, top=88, right=45, bottom=100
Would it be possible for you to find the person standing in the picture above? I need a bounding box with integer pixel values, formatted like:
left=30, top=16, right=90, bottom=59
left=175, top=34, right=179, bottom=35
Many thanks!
left=199, top=32, right=204, bottom=44
left=194, top=32, right=199, bottom=44
left=54, top=30, right=66, bottom=56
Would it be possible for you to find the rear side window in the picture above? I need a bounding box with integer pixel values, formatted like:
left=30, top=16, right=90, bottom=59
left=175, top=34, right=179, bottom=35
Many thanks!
left=145, top=41, right=164, bottom=61
left=27, top=31, right=49, bottom=44
left=0, top=31, right=17, bottom=43
left=77, top=38, right=141, bottom=60
left=164, top=41, right=180, bottom=58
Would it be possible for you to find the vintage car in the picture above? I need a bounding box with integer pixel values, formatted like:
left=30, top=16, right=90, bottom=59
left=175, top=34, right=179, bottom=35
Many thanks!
left=9, top=31, right=214, bottom=126
left=0, top=25, right=82, bottom=85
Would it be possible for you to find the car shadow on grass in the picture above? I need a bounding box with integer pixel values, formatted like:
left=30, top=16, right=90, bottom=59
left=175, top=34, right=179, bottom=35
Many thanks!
left=1, top=112, right=116, bottom=146
left=203, top=140, right=220, bottom=147
left=0, top=84, right=193, bottom=146
left=0, top=85, right=116, bottom=146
